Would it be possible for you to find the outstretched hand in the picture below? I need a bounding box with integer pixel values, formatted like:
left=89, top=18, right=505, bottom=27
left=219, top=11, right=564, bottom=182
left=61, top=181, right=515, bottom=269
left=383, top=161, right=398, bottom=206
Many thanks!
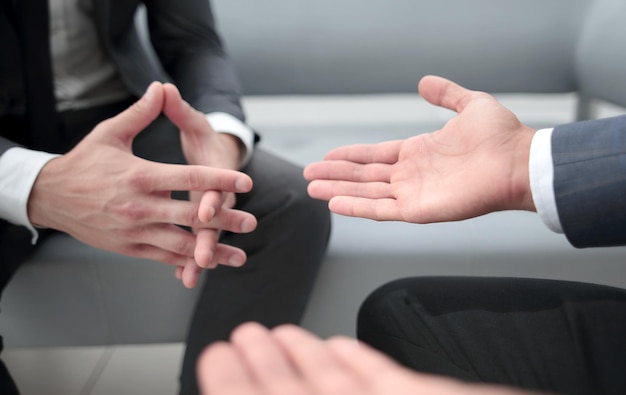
left=27, top=82, right=256, bottom=288
left=198, top=323, right=536, bottom=395
left=304, top=75, right=537, bottom=223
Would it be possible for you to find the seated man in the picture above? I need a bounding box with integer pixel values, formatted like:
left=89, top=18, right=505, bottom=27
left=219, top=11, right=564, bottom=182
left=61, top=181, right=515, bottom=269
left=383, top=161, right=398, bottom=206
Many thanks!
left=197, top=75, right=626, bottom=395
left=0, top=1, right=330, bottom=394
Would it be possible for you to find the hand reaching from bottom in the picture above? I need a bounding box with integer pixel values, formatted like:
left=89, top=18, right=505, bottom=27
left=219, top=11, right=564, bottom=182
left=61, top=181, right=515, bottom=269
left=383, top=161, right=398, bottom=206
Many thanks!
left=198, top=322, right=540, bottom=395
left=304, top=75, right=537, bottom=224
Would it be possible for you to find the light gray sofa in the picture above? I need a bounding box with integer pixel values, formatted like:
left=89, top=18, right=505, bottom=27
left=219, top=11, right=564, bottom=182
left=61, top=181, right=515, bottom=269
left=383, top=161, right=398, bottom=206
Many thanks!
left=1, top=0, right=625, bottom=348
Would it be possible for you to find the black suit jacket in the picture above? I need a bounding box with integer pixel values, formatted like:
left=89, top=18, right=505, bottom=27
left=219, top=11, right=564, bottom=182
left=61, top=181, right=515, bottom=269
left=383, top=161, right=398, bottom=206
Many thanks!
left=0, top=0, right=245, bottom=155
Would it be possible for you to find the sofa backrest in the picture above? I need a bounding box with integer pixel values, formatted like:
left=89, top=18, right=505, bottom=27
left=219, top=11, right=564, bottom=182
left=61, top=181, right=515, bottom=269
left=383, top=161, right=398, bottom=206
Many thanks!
left=575, top=0, right=626, bottom=108
left=213, top=0, right=590, bottom=95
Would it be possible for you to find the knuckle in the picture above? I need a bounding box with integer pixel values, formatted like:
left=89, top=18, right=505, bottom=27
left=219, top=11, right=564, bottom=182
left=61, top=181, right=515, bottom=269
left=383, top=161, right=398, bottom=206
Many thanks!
left=126, top=168, right=153, bottom=190
left=184, top=168, right=203, bottom=190
left=173, top=236, right=194, bottom=256
left=118, top=226, right=146, bottom=240
left=117, top=200, right=152, bottom=221
left=186, top=208, right=201, bottom=228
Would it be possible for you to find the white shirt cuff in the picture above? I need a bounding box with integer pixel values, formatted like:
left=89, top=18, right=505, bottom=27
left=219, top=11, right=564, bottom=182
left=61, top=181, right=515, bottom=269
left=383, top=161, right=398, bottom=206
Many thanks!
left=0, top=148, right=61, bottom=243
left=205, top=112, right=255, bottom=168
left=529, top=128, right=563, bottom=233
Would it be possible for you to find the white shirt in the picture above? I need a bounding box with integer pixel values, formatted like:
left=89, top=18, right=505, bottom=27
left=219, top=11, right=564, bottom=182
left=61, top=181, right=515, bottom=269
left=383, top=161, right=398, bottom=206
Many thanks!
left=50, top=0, right=134, bottom=111
left=0, top=0, right=254, bottom=242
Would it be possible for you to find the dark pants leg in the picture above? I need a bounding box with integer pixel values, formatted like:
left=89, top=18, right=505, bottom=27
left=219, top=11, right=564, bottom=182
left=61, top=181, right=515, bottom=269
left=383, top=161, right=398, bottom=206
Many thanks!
left=178, top=148, right=331, bottom=394
left=131, top=114, right=332, bottom=394
left=357, top=276, right=626, bottom=395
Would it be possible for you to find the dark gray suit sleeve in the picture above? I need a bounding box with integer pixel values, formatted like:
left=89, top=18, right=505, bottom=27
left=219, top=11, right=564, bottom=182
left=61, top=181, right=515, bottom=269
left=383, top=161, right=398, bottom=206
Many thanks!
left=552, top=115, right=626, bottom=248
left=145, top=0, right=245, bottom=121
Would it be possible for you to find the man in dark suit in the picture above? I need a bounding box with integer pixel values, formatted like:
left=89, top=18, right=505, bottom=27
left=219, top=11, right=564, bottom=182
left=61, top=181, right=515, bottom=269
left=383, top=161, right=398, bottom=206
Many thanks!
left=195, top=75, right=626, bottom=395
left=0, top=0, right=330, bottom=393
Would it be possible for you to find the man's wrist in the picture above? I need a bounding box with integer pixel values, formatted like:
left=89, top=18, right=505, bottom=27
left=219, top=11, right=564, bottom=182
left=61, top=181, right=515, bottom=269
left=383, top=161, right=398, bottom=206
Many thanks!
left=218, top=133, right=246, bottom=169
left=206, top=112, right=255, bottom=168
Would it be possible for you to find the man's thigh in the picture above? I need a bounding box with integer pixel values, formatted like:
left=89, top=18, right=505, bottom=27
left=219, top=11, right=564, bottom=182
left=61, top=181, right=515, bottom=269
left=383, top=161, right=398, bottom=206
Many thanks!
left=358, top=276, right=626, bottom=395
left=178, top=148, right=331, bottom=394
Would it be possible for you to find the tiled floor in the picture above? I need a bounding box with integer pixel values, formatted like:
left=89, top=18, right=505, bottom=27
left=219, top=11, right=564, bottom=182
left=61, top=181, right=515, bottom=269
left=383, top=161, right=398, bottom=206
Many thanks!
left=3, top=93, right=625, bottom=394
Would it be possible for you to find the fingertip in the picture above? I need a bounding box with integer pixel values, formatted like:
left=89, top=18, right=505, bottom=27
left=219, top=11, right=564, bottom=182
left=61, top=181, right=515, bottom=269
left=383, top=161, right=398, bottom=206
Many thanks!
left=235, top=176, right=253, bottom=192
left=196, top=341, right=236, bottom=382
left=162, top=83, right=190, bottom=121
left=231, top=321, right=269, bottom=341
left=113, top=81, right=163, bottom=135
left=327, top=196, right=345, bottom=214
left=271, top=323, right=310, bottom=339
left=302, top=164, right=315, bottom=180
left=417, top=74, right=443, bottom=97
left=182, top=262, right=201, bottom=289
left=326, top=335, right=362, bottom=353
left=199, top=206, right=216, bottom=223
left=240, top=218, right=256, bottom=233
left=306, top=181, right=318, bottom=199
left=162, top=82, right=180, bottom=97
left=227, top=253, right=246, bottom=267
left=195, top=249, right=214, bottom=269
left=306, top=180, right=331, bottom=202
left=183, top=278, right=195, bottom=289
left=143, top=81, right=164, bottom=103
left=144, top=81, right=161, bottom=93
left=270, top=324, right=323, bottom=347
left=418, top=74, right=442, bottom=87
left=162, top=82, right=177, bottom=90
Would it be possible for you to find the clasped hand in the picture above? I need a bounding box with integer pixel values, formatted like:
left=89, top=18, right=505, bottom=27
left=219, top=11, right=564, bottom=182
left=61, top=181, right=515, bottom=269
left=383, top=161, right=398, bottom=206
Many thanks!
left=27, top=82, right=257, bottom=288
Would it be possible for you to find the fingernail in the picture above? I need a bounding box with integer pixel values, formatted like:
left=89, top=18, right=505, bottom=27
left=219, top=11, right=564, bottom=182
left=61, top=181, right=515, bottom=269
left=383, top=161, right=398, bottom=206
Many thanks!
left=241, top=218, right=255, bottom=233
left=202, top=207, right=215, bottom=222
left=235, top=177, right=250, bottom=192
left=228, top=255, right=245, bottom=267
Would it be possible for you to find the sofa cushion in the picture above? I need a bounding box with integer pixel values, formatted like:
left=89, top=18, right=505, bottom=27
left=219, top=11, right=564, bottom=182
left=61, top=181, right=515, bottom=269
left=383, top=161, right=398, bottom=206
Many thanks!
left=575, top=0, right=626, bottom=108
left=213, top=0, right=589, bottom=95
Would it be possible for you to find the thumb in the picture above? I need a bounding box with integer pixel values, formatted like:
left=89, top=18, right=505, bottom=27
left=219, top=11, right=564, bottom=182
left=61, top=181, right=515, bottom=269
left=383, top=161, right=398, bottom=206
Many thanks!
left=418, top=75, right=477, bottom=114
left=96, top=81, right=165, bottom=146
left=162, top=82, right=207, bottom=134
